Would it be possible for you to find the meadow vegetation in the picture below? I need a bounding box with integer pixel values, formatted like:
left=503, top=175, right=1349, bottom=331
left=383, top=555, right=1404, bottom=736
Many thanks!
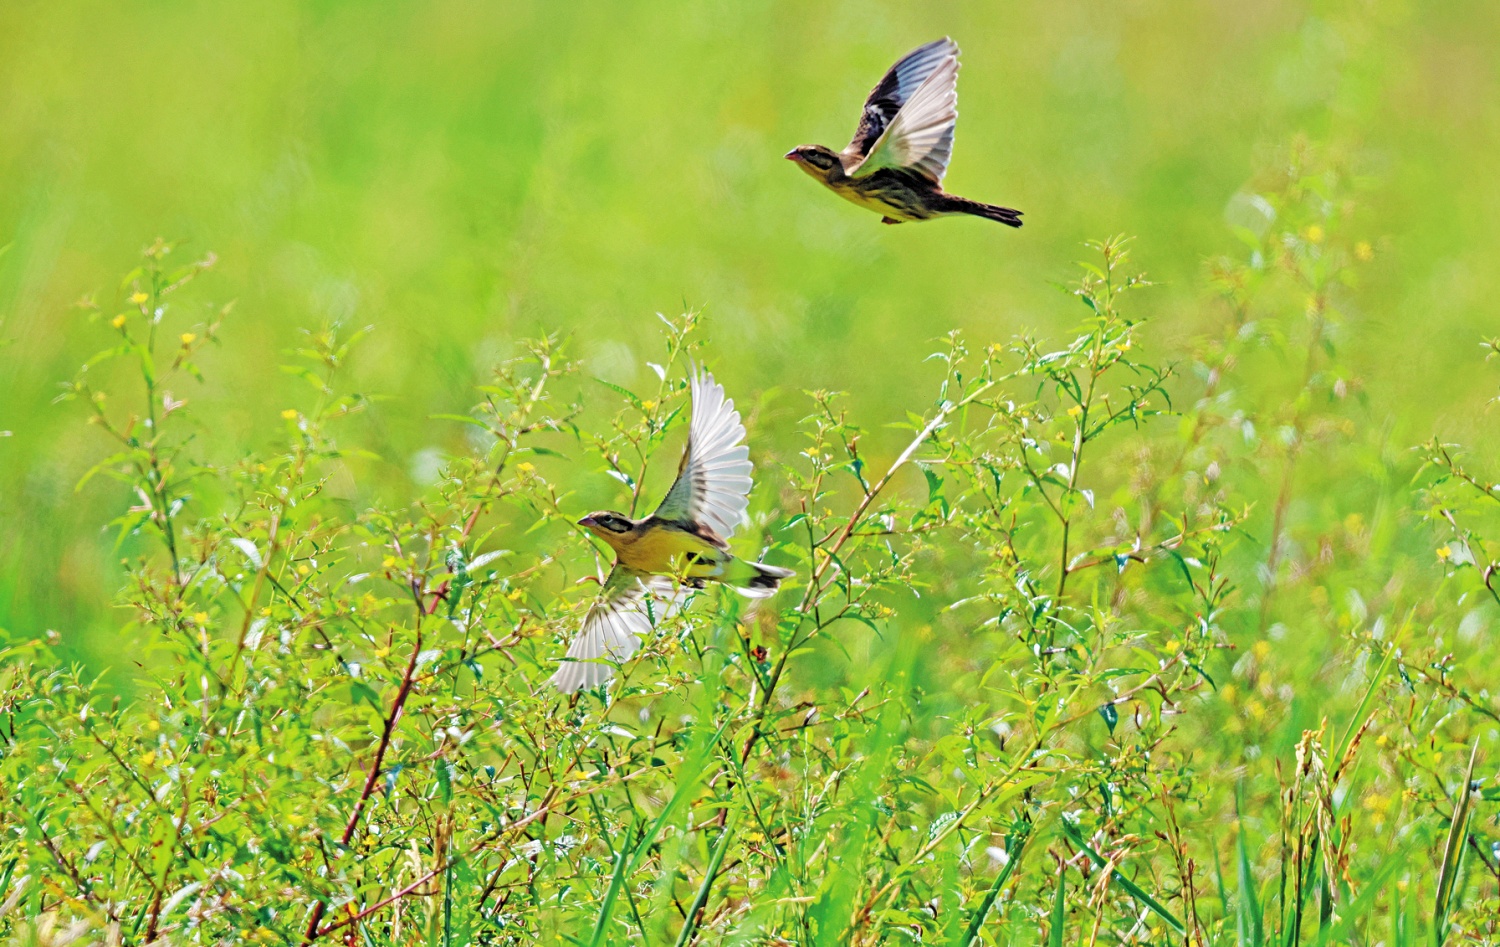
left=3, top=142, right=1500, bottom=944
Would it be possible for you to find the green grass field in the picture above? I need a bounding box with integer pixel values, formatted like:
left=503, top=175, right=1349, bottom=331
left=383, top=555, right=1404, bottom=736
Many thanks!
left=4, top=1, right=1500, bottom=943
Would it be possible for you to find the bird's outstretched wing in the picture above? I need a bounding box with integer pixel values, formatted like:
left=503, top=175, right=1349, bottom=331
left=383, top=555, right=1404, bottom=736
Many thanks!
left=846, top=38, right=959, bottom=161
left=850, top=43, right=960, bottom=184
left=551, top=568, right=685, bottom=694
left=650, top=370, right=753, bottom=541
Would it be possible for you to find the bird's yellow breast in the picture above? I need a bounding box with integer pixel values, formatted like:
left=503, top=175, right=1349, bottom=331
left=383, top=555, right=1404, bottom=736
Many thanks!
left=613, top=525, right=723, bottom=576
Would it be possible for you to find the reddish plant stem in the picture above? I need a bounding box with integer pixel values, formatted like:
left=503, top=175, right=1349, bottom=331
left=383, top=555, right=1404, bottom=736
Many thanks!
left=301, top=625, right=423, bottom=943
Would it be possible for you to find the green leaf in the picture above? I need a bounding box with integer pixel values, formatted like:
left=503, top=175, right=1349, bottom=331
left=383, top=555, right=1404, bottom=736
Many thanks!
left=349, top=680, right=383, bottom=713
left=919, top=463, right=943, bottom=503
left=594, top=378, right=645, bottom=411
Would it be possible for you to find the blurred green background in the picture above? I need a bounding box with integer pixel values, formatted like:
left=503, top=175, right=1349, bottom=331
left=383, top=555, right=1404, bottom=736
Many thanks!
left=2, top=0, right=1498, bottom=659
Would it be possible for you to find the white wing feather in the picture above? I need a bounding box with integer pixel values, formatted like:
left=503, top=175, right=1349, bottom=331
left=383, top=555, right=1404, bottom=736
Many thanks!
left=651, top=370, right=754, bottom=541
left=845, top=38, right=959, bottom=158
left=852, top=52, right=959, bottom=183
left=551, top=570, right=685, bottom=694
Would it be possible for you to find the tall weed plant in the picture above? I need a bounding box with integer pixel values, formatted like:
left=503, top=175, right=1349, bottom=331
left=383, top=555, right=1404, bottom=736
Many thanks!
left=2, top=144, right=1497, bottom=944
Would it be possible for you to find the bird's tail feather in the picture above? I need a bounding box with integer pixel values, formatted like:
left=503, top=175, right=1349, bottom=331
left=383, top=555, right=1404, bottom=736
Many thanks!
left=944, top=196, right=1024, bottom=228
left=730, top=559, right=795, bottom=599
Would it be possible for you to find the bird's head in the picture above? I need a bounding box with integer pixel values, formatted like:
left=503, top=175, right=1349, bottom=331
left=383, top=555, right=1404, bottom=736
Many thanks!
left=785, top=145, right=845, bottom=182
left=578, top=511, right=636, bottom=551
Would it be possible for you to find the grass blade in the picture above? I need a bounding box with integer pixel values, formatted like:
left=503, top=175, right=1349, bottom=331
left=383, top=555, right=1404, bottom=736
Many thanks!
left=1433, top=739, right=1480, bottom=946
left=1048, top=864, right=1066, bottom=947
left=588, top=716, right=730, bottom=947
left=956, top=824, right=1030, bottom=946
left=1062, top=819, right=1186, bottom=935
left=1333, top=641, right=1395, bottom=766
left=673, top=810, right=739, bottom=947
left=1236, top=790, right=1263, bottom=947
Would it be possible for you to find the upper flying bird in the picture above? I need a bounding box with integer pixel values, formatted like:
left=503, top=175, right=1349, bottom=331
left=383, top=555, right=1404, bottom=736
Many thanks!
left=552, top=370, right=793, bottom=694
left=785, top=37, right=1022, bottom=228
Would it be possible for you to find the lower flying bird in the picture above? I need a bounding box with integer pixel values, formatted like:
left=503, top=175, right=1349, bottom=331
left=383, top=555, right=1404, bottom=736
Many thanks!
left=552, top=371, right=793, bottom=694
left=785, top=37, right=1023, bottom=228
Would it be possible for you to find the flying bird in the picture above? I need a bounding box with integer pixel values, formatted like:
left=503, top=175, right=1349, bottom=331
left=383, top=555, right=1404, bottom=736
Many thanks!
left=552, top=370, right=793, bottom=694
left=785, top=37, right=1022, bottom=228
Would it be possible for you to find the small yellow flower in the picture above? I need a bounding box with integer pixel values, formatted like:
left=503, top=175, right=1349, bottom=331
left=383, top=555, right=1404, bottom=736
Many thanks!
left=1437, top=545, right=1452, bottom=561
left=1253, top=640, right=1271, bottom=659
left=1354, top=241, right=1373, bottom=261
left=129, top=291, right=149, bottom=305
left=147, top=719, right=160, bottom=732
left=260, top=607, right=272, bottom=617
left=1220, top=684, right=1237, bottom=703
left=111, top=314, right=127, bottom=329
left=180, top=332, right=196, bottom=345
left=1304, top=224, right=1324, bottom=244
left=516, top=462, right=535, bottom=473
left=382, top=556, right=398, bottom=569
left=1066, top=405, right=1083, bottom=419
left=192, top=611, right=209, bottom=624
left=1163, top=639, right=1181, bottom=653
left=141, top=751, right=156, bottom=767
left=375, top=647, right=390, bottom=659
left=297, top=563, right=311, bottom=576
left=281, top=408, right=298, bottom=420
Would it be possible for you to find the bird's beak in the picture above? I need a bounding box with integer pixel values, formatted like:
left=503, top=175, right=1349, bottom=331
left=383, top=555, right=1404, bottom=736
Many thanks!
left=784, top=150, right=801, bottom=162
left=576, top=515, right=595, bottom=528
